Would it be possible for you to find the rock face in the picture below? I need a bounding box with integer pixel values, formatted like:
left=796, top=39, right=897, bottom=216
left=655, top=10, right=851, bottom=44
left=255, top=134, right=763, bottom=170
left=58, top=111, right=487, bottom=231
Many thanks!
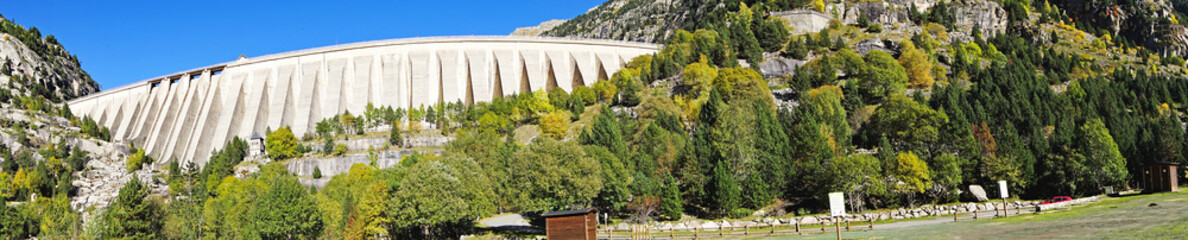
left=842, top=0, right=1007, bottom=38
left=540, top=0, right=697, bottom=43
left=511, top=19, right=568, bottom=37
left=950, top=0, right=1008, bottom=37
left=0, top=17, right=100, bottom=101
left=71, top=141, right=168, bottom=219
left=0, top=108, right=163, bottom=220
left=758, top=57, right=807, bottom=79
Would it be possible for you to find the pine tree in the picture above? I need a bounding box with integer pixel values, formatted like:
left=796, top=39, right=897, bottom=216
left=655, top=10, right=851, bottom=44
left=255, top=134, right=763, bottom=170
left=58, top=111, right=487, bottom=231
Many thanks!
left=878, top=135, right=896, bottom=168
left=589, top=105, right=627, bottom=157
left=742, top=168, right=772, bottom=209
left=102, top=175, right=163, bottom=239
left=389, top=125, right=403, bottom=147
left=786, top=36, right=808, bottom=60
left=708, top=160, right=740, bottom=218
left=659, top=175, right=683, bottom=220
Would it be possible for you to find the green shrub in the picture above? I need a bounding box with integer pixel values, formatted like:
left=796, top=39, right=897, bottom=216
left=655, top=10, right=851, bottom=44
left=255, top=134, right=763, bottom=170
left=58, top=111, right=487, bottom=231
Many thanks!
left=332, top=144, right=348, bottom=156
left=126, top=149, right=146, bottom=172
left=867, top=23, right=883, bottom=33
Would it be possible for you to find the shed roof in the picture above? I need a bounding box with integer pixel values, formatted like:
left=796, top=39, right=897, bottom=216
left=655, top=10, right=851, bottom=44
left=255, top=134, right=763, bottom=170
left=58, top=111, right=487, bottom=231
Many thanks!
left=542, top=208, right=597, bottom=218
left=250, top=132, right=263, bottom=140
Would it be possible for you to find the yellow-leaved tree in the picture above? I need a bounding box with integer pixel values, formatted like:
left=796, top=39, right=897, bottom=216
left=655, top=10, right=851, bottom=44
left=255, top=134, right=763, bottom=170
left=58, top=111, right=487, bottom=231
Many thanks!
left=266, top=126, right=299, bottom=161
left=682, top=56, right=718, bottom=98
left=898, top=40, right=935, bottom=88
left=540, top=110, right=571, bottom=139
left=893, top=152, right=932, bottom=193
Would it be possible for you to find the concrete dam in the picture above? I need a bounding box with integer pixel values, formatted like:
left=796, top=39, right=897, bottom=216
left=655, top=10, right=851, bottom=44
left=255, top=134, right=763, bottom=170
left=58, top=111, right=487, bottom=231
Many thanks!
left=66, top=36, right=658, bottom=165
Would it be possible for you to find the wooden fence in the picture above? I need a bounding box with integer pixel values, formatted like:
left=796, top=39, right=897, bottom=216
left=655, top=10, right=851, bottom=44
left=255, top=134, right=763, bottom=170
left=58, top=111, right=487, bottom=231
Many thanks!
left=599, top=203, right=1036, bottom=239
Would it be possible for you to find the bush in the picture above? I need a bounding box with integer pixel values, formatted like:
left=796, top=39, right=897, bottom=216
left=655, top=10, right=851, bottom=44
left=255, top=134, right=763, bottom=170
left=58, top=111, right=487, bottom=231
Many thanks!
left=312, top=166, right=322, bottom=179
left=389, top=127, right=403, bottom=147
left=332, top=144, right=348, bottom=156
left=730, top=208, right=753, bottom=218
left=867, top=23, right=883, bottom=33
left=126, top=148, right=149, bottom=172
left=1162, top=55, right=1185, bottom=66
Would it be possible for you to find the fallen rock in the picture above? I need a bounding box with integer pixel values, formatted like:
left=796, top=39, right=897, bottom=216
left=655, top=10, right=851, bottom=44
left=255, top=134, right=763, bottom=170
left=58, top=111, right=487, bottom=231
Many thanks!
left=970, top=185, right=990, bottom=202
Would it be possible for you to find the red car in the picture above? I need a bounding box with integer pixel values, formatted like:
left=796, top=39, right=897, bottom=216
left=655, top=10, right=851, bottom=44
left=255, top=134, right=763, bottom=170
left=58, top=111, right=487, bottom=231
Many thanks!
left=1041, top=196, right=1073, bottom=204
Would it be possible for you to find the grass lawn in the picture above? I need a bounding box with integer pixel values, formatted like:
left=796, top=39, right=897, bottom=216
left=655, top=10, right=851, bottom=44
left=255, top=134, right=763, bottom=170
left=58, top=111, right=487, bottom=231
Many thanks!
left=747, top=191, right=1188, bottom=240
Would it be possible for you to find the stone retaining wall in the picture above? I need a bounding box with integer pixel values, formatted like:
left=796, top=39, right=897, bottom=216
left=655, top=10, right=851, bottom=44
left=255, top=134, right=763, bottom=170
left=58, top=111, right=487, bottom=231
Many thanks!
left=615, top=201, right=1039, bottom=231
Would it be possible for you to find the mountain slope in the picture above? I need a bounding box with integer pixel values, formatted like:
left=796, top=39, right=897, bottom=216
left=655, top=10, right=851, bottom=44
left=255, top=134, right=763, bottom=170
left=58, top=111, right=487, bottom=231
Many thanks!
left=0, top=15, right=100, bottom=102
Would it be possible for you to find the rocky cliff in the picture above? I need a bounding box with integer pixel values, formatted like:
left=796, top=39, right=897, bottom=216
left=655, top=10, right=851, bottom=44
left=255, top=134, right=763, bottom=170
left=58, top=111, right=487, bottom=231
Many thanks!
left=0, top=15, right=100, bottom=101
left=535, top=0, right=704, bottom=43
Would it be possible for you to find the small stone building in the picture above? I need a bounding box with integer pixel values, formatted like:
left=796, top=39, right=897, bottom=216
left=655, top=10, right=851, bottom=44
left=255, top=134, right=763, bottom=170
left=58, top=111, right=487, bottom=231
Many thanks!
left=248, top=132, right=265, bottom=157
left=1141, top=162, right=1180, bottom=193
left=542, top=208, right=598, bottom=240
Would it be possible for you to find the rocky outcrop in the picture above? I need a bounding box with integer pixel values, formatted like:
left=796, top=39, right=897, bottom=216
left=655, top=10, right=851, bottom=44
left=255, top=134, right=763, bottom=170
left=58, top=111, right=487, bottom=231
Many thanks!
left=757, top=57, right=806, bottom=79
left=843, top=0, right=1007, bottom=39
left=540, top=0, right=696, bottom=43
left=71, top=142, right=168, bottom=218
left=0, top=17, right=100, bottom=101
left=511, top=19, right=568, bottom=37
left=950, top=0, right=1009, bottom=38
left=842, top=1, right=912, bottom=26
left=0, top=108, right=163, bottom=219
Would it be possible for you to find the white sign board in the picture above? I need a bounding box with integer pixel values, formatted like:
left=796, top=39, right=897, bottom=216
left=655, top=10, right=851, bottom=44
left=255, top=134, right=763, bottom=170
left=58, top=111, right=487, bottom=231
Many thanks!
left=828, top=192, right=845, bottom=217
left=998, top=180, right=1009, bottom=199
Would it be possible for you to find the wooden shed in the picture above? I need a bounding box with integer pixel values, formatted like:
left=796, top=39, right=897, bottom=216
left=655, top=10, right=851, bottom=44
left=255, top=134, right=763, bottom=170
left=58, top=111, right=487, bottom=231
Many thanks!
left=542, top=208, right=598, bottom=240
left=1141, top=162, right=1180, bottom=193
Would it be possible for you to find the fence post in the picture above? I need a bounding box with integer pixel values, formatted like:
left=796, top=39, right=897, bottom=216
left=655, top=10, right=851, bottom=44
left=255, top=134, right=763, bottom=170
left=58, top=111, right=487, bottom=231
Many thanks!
left=670, top=228, right=674, bottom=239
left=974, top=209, right=979, bottom=220
left=719, top=225, right=724, bottom=237
left=745, top=225, right=750, bottom=235
left=795, top=221, right=800, bottom=234
left=869, top=218, right=874, bottom=229
left=954, top=208, right=959, bottom=222
left=846, top=219, right=851, bottom=231
left=771, top=222, right=776, bottom=234
left=693, top=227, right=698, bottom=239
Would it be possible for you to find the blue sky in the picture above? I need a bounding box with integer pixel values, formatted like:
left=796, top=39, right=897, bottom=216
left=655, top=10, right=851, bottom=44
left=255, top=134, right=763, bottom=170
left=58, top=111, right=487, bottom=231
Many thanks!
left=0, top=0, right=605, bottom=89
